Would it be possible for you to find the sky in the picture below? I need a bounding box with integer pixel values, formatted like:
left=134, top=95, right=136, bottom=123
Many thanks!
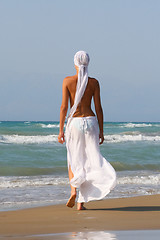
left=0, top=0, right=160, bottom=122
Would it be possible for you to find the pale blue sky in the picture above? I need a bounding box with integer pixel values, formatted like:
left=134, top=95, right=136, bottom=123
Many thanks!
left=0, top=0, right=160, bottom=121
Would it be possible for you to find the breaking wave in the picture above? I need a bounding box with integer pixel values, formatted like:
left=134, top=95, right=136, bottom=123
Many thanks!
left=0, top=173, right=159, bottom=190
left=105, top=134, right=160, bottom=143
left=39, top=123, right=60, bottom=128
left=1, top=132, right=160, bottom=145
left=0, top=176, right=68, bottom=189
left=0, top=134, right=58, bottom=144
left=117, top=174, right=160, bottom=185
left=121, top=123, right=153, bottom=128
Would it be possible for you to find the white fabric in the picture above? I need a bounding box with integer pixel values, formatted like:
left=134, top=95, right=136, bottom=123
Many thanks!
left=67, top=51, right=90, bottom=125
left=66, top=116, right=116, bottom=203
left=65, top=51, right=90, bottom=148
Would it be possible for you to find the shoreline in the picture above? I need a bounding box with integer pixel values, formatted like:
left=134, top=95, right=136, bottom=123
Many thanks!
left=0, top=193, right=158, bottom=213
left=0, top=194, right=160, bottom=237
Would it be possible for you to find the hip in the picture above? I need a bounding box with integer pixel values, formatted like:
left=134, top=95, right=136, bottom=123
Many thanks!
left=69, top=116, right=98, bottom=133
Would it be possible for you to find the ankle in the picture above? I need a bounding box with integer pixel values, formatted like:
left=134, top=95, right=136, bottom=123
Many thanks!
left=77, top=202, right=85, bottom=210
left=71, top=190, right=76, bottom=196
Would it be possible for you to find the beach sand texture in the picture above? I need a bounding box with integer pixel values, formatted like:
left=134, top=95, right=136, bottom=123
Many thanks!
left=0, top=194, right=160, bottom=238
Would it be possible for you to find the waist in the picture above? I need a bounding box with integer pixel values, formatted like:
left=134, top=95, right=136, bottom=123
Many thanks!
left=72, top=116, right=96, bottom=120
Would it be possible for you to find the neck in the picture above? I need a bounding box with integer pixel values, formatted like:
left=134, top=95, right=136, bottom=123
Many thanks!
left=75, top=67, right=79, bottom=76
left=76, top=69, right=79, bottom=75
left=75, top=65, right=79, bottom=75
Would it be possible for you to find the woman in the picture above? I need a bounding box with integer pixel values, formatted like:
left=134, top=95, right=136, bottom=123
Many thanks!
left=58, top=51, right=116, bottom=210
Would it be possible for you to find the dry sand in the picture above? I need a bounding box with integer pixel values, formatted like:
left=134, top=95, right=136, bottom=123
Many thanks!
left=0, top=194, right=160, bottom=238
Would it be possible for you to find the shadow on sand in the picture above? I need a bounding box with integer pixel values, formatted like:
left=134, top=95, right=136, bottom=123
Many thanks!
left=88, top=206, right=160, bottom=212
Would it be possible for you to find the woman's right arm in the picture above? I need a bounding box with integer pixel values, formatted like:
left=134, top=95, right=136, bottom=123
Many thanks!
left=58, top=78, right=69, bottom=144
left=93, top=80, right=104, bottom=144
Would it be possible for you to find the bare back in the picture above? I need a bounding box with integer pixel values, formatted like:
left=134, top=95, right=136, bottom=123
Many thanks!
left=65, top=75, right=98, bottom=117
left=59, top=72, right=104, bottom=144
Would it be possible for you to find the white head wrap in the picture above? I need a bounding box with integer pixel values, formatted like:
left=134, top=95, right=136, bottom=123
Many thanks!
left=68, top=50, right=90, bottom=120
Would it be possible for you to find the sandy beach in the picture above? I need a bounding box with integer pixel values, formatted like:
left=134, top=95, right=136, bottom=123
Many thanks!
left=0, top=194, right=160, bottom=239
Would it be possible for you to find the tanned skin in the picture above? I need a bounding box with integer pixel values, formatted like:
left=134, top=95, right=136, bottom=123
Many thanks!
left=58, top=65, right=104, bottom=210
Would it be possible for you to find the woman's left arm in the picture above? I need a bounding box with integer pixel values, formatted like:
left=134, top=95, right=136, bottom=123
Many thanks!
left=58, top=78, right=69, bottom=144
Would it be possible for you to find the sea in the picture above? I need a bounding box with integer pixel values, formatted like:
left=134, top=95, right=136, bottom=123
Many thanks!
left=0, top=121, right=160, bottom=211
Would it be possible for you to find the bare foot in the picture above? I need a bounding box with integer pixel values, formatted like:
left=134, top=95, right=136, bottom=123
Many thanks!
left=77, top=202, right=87, bottom=210
left=66, top=193, right=76, bottom=208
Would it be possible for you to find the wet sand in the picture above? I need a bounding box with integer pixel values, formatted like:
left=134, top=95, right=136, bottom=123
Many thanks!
left=0, top=194, right=160, bottom=238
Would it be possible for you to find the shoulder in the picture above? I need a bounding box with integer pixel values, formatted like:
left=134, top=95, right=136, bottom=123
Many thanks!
left=88, top=77, right=100, bottom=88
left=63, top=76, right=71, bottom=82
left=63, top=75, right=76, bottom=83
left=63, top=76, right=74, bottom=87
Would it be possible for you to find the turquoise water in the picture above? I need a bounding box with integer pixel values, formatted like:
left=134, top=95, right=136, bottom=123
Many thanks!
left=0, top=121, right=160, bottom=210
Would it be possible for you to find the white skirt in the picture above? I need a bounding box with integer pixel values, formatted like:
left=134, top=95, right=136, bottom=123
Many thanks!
left=65, top=116, right=116, bottom=203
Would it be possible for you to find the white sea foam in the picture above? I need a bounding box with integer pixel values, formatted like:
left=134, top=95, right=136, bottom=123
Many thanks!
left=118, top=174, right=160, bottom=185
left=40, top=123, right=60, bottom=128
left=104, top=134, right=160, bottom=143
left=0, top=134, right=58, bottom=144
left=1, top=132, right=160, bottom=144
left=0, top=174, right=159, bottom=190
left=0, top=176, right=69, bottom=189
left=0, top=174, right=160, bottom=211
left=121, top=123, right=153, bottom=128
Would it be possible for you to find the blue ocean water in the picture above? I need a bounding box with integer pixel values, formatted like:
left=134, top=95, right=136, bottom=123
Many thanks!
left=0, top=121, right=160, bottom=211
